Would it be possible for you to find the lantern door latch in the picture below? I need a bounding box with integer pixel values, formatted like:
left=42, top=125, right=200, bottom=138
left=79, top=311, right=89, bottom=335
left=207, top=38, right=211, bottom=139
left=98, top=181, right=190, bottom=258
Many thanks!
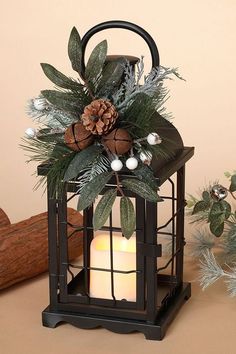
left=137, top=242, right=162, bottom=258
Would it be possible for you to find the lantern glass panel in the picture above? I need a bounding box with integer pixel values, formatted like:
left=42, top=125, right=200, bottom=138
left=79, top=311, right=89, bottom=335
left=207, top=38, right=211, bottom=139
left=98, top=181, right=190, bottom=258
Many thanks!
left=54, top=169, right=182, bottom=315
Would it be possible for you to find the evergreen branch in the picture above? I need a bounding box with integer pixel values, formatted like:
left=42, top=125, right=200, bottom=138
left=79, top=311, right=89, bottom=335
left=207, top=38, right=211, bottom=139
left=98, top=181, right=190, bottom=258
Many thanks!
left=199, top=250, right=236, bottom=296
left=47, top=152, right=77, bottom=197
left=21, top=136, right=76, bottom=197
left=76, top=154, right=110, bottom=193
left=199, top=250, right=225, bottom=290
left=225, top=272, right=236, bottom=297
left=190, top=231, right=216, bottom=257
left=222, top=224, right=236, bottom=255
left=27, top=98, right=77, bottom=128
left=114, top=60, right=183, bottom=113
left=20, top=137, right=56, bottom=163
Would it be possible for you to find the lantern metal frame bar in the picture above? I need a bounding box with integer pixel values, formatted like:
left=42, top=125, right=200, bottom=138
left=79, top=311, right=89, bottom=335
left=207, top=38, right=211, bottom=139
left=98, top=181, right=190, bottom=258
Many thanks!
left=39, top=146, right=194, bottom=340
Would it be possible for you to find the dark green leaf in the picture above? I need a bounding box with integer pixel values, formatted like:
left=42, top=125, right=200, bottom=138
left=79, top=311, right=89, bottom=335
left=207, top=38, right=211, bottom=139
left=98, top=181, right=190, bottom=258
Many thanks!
left=120, top=196, right=136, bottom=239
left=93, top=189, right=117, bottom=230
left=210, top=219, right=224, bottom=237
left=41, top=90, right=89, bottom=113
left=63, top=145, right=103, bottom=181
left=230, top=174, right=236, bottom=192
left=208, top=201, right=231, bottom=223
left=192, top=200, right=210, bottom=215
left=41, top=63, right=82, bottom=90
left=97, top=59, right=125, bottom=96
left=37, top=128, right=64, bottom=143
left=77, top=171, right=112, bottom=211
left=219, top=200, right=231, bottom=219
left=202, top=191, right=210, bottom=202
left=122, top=178, right=162, bottom=202
left=85, top=40, right=107, bottom=91
left=51, top=143, right=72, bottom=159
left=208, top=202, right=224, bottom=222
left=68, top=27, right=82, bottom=74
left=37, top=133, right=64, bottom=143
left=37, top=128, right=51, bottom=135
left=133, top=164, right=158, bottom=191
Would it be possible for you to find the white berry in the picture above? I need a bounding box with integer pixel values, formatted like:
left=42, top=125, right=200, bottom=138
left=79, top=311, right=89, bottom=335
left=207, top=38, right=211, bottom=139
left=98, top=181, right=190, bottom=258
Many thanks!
left=111, top=159, right=123, bottom=171
left=25, top=128, right=37, bottom=138
left=126, top=157, right=138, bottom=170
left=33, top=97, right=48, bottom=111
left=147, top=132, right=162, bottom=145
left=140, top=151, right=152, bottom=165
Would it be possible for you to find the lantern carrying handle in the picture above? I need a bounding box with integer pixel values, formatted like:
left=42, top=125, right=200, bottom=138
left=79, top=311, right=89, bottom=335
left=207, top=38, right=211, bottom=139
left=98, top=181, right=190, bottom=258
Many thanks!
left=80, top=20, right=160, bottom=78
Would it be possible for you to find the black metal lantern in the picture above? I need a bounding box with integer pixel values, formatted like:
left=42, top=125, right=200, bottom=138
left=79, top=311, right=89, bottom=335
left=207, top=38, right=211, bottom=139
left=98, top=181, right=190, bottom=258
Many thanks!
left=38, top=21, right=194, bottom=340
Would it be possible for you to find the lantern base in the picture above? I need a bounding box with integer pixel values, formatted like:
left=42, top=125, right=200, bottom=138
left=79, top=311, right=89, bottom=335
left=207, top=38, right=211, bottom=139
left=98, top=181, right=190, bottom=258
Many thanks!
left=42, top=282, right=191, bottom=340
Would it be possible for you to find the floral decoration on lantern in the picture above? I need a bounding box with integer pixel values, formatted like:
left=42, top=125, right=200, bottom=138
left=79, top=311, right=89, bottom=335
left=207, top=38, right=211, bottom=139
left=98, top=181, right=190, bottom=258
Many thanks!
left=21, top=27, right=183, bottom=239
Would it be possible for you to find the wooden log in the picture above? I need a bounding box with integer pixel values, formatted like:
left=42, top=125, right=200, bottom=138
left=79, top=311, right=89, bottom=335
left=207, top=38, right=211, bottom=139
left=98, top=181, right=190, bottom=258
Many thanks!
left=0, top=208, right=83, bottom=290
left=0, top=208, right=11, bottom=228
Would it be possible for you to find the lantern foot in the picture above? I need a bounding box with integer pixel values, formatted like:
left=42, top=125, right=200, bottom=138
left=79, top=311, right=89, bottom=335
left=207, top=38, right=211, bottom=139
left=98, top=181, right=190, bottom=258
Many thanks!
left=41, top=282, right=191, bottom=340
left=42, top=309, right=63, bottom=328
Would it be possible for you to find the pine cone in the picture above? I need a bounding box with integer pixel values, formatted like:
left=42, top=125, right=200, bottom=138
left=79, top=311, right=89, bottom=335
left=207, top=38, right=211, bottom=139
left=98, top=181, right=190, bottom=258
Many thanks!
left=81, top=99, right=118, bottom=135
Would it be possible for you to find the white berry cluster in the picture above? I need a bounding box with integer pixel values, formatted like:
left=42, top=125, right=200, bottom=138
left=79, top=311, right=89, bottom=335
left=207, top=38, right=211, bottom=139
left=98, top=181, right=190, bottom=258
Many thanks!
left=110, top=132, right=162, bottom=172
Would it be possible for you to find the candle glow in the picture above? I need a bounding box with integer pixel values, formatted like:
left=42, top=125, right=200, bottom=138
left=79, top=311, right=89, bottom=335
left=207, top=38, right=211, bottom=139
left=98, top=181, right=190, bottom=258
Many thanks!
left=90, top=234, right=136, bottom=301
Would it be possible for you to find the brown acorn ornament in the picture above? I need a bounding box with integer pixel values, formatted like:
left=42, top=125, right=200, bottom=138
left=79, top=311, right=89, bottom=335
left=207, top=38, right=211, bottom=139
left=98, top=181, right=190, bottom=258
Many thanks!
left=102, top=128, right=132, bottom=155
left=64, top=121, right=94, bottom=151
left=81, top=99, right=118, bottom=135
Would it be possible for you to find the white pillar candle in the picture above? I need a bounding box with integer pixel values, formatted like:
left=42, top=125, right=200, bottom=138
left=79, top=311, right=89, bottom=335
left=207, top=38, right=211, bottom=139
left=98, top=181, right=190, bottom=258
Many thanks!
left=90, top=234, right=136, bottom=301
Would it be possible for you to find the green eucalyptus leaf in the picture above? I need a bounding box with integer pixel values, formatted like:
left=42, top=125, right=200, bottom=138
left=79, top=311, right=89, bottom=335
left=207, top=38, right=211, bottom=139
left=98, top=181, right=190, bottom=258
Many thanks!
left=229, top=174, right=236, bottom=192
left=202, top=191, right=210, bottom=202
left=93, top=189, right=117, bottom=230
left=97, top=59, right=125, bottom=96
left=219, top=200, right=231, bottom=219
left=41, top=63, right=82, bottom=90
left=210, top=219, right=224, bottom=237
left=85, top=40, right=107, bottom=91
left=68, top=27, right=82, bottom=74
left=133, top=164, right=158, bottom=191
left=208, top=202, right=224, bottom=222
left=192, top=200, right=210, bottom=215
left=77, top=171, right=112, bottom=211
left=64, top=145, right=103, bottom=181
left=120, top=196, right=136, bottom=239
left=122, top=178, right=162, bottom=202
